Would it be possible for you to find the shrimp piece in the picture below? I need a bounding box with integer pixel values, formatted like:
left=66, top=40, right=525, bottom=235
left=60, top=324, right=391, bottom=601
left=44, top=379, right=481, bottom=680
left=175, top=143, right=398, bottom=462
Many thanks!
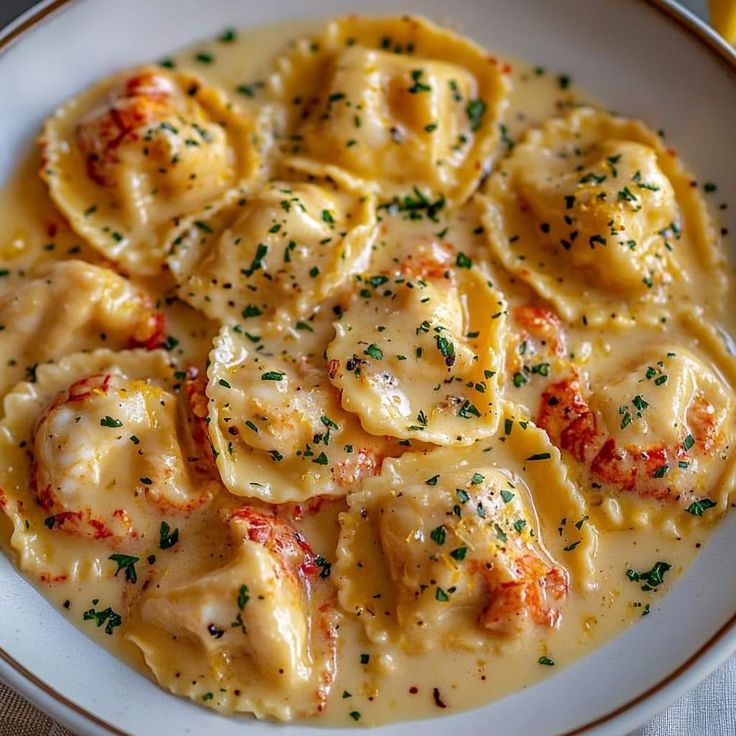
left=396, top=237, right=457, bottom=280
left=537, top=372, right=591, bottom=452
left=137, top=505, right=338, bottom=716
left=32, top=371, right=217, bottom=545
left=512, top=305, right=567, bottom=358
left=334, top=447, right=384, bottom=489
left=480, top=556, right=568, bottom=633
left=688, top=392, right=722, bottom=453
left=227, top=507, right=322, bottom=583
left=76, top=71, right=177, bottom=186
left=506, top=306, right=570, bottom=401
left=132, top=307, right=166, bottom=350
left=184, top=369, right=218, bottom=474
left=538, top=374, right=724, bottom=500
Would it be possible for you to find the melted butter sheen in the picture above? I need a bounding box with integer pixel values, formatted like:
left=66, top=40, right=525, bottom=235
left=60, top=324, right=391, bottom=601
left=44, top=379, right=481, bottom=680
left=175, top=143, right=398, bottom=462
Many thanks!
left=0, top=15, right=733, bottom=728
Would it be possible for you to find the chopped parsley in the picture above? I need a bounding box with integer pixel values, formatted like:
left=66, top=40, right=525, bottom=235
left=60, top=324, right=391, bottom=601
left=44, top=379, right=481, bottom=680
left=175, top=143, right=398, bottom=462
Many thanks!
left=456, top=489, right=470, bottom=504
left=430, top=525, right=446, bottom=545
left=243, top=242, right=268, bottom=277
left=626, top=561, right=671, bottom=591
left=653, top=464, right=669, bottom=479
left=108, top=554, right=140, bottom=584
left=685, top=498, right=717, bottom=517
left=162, top=335, right=179, bottom=351
left=159, top=521, right=179, bottom=550
left=435, top=335, right=455, bottom=366
left=242, top=305, right=263, bottom=318
left=313, top=452, right=329, bottom=465
left=100, top=416, right=122, bottom=428
left=194, top=220, right=213, bottom=233
left=364, top=344, right=384, bottom=360
left=83, top=603, right=122, bottom=635
left=314, top=555, right=332, bottom=579
left=632, top=395, right=649, bottom=411
left=408, top=69, right=431, bottom=94
left=378, top=186, right=445, bottom=222
left=218, top=28, right=237, bottom=43
left=466, top=98, right=487, bottom=131
left=458, top=401, right=481, bottom=419
left=512, top=371, right=528, bottom=387
left=456, top=252, right=472, bottom=269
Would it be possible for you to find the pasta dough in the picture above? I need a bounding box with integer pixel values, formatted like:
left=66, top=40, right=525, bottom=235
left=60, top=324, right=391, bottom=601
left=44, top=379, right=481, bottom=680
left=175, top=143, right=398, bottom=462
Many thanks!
left=272, top=15, right=511, bottom=202
left=336, top=410, right=597, bottom=652
left=0, top=349, right=217, bottom=582
left=538, top=342, right=735, bottom=532
left=40, top=67, right=269, bottom=275
left=167, top=167, right=376, bottom=329
left=0, top=260, right=164, bottom=401
left=206, top=324, right=409, bottom=503
left=480, top=108, right=726, bottom=325
left=326, top=246, right=507, bottom=445
left=128, top=507, right=338, bottom=720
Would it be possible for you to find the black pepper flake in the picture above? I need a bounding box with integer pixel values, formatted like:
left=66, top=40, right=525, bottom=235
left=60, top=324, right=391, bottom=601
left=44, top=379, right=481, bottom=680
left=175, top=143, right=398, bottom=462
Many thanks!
left=433, top=687, right=447, bottom=708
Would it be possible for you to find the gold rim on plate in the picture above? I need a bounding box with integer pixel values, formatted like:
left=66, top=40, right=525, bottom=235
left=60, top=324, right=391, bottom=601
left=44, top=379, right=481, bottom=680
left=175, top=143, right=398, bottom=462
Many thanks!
left=0, top=1, right=733, bottom=735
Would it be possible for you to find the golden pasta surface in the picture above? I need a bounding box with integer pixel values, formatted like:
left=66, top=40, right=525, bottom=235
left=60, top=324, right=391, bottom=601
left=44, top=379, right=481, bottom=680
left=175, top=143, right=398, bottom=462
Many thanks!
left=0, top=14, right=733, bottom=727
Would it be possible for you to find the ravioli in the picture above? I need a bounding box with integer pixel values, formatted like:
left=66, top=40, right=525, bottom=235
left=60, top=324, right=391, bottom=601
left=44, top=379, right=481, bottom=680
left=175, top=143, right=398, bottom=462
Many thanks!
left=538, top=344, right=735, bottom=531
left=128, top=507, right=338, bottom=720
left=1, top=13, right=735, bottom=729
left=336, top=409, right=596, bottom=651
left=167, top=166, right=376, bottom=329
left=0, top=349, right=218, bottom=583
left=40, top=66, right=269, bottom=275
left=272, top=15, right=511, bottom=202
left=0, top=260, right=164, bottom=401
left=480, top=107, right=726, bottom=325
left=326, top=248, right=507, bottom=445
left=207, top=325, right=409, bottom=503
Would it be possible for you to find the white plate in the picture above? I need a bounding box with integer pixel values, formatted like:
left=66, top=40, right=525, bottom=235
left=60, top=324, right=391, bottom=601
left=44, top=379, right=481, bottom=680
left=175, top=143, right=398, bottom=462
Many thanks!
left=0, top=1, right=734, bottom=734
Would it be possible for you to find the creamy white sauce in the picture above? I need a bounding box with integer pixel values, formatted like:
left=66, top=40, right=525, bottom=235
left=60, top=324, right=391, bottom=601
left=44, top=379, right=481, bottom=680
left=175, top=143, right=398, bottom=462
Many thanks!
left=0, top=15, right=733, bottom=728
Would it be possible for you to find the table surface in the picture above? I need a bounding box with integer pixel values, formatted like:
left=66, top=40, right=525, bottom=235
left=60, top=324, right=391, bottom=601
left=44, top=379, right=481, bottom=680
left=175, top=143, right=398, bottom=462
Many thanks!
left=0, top=0, right=733, bottom=734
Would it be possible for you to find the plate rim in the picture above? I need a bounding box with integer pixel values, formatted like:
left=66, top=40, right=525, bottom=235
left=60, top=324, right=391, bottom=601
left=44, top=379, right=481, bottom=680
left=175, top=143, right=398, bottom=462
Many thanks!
left=0, top=1, right=734, bottom=735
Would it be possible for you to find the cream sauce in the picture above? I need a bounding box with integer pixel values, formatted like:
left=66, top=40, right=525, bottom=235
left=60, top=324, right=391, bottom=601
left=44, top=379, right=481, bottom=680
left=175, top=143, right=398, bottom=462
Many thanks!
left=0, top=15, right=733, bottom=728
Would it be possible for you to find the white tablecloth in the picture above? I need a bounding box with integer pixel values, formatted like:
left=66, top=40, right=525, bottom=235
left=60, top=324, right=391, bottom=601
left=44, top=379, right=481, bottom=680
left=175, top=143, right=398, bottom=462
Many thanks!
left=0, top=0, right=733, bottom=734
